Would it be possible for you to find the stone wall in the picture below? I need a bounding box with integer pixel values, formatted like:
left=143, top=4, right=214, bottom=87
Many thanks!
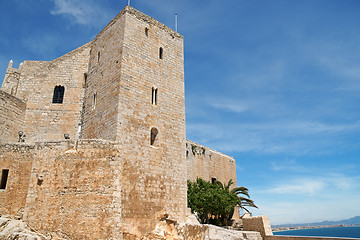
left=1, top=60, right=21, bottom=96
left=186, top=140, right=237, bottom=186
left=1, top=43, right=91, bottom=143
left=0, top=140, right=122, bottom=240
left=0, top=90, right=26, bottom=144
left=243, top=215, right=273, bottom=239
left=0, top=144, right=34, bottom=217
left=81, top=9, right=125, bottom=141
left=113, top=7, right=187, bottom=237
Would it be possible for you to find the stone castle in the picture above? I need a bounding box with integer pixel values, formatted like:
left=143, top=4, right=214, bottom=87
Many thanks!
left=0, top=5, right=237, bottom=239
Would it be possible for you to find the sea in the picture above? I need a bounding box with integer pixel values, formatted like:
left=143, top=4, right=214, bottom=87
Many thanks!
left=274, top=227, right=360, bottom=238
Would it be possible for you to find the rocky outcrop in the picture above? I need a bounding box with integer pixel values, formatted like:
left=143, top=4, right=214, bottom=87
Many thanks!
left=204, top=225, right=262, bottom=240
left=0, top=216, right=48, bottom=240
left=0, top=215, right=263, bottom=240
left=145, top=214, right=263, bottom=240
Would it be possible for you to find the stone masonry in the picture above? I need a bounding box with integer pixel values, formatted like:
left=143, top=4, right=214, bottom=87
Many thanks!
left=0, top=5, right=238, bottom=239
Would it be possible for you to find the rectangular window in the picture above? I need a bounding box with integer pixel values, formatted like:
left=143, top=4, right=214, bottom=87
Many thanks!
left=211, top=177, right=217, bottom=184
left=0, top=169, right=9, bottom=190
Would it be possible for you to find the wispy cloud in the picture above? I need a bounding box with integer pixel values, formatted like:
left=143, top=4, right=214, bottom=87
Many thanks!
left=266, top=175, right=358, bottom=195
left=50, top=0, right=113, bottom=27
left=187, top=120, right=360, bottom=155
left=209, top=100, right=249, bottom=113
left=252, top=174, right=360, bottom=224
left=269, top=178, right=326, bottom=195
left=271, top=159, right=304, bottom=172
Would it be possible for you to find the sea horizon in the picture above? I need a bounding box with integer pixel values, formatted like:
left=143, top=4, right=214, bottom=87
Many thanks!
left=273, top=226, right=360, bottom=239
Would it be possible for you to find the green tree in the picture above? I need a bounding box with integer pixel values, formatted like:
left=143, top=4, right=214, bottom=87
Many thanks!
left=187, top=178, right=258, bottom=226
left=216, top=179, right=258, bottom=225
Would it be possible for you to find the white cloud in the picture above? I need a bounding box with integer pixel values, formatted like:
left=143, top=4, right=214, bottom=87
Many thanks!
left=265, top=175, right=358, bottom=195
left=209, top=101, right=248, bottom=113
left=252, top=196, right=360, bottom=225
left=271, top=159, right=304, bottom=172
left=269, top=178, right=326, bottom=195
left=50, top=0, right=113, bottom=27
left=186, top=119, right=360, bottom=155
left=252, top=175, right=360, bottom=224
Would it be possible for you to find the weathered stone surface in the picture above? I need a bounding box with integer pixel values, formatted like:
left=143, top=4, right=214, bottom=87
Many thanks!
left=0, top=141, right=122, bottom=240
left=0, top=216, right=48, bottom=240
left=2, top=44, right=90, bottom=143
left=243, top=215, right=273, bottom=239
left=0, top=90, right=26, bottom=144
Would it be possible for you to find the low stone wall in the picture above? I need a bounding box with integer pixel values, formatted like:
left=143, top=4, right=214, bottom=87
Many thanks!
left=243, top=215, right=273, bottom=239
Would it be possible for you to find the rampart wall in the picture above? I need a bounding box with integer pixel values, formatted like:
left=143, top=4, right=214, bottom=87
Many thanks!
left=0, top=90, right=26, bottom=144
left=1, top=43, right=91, bottom=143
left=186, top=140, right=237, bottom=186
left=0, top=140, right=122, bottom=240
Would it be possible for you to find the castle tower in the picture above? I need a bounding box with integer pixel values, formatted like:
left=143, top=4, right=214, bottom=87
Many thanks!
left=82, top=6, right=187, bottom=236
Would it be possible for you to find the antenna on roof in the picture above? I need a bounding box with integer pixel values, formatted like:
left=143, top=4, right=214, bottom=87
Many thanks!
left=128, top=0, right=130, bottom=6
left=175, top=13, right=178, bottom=32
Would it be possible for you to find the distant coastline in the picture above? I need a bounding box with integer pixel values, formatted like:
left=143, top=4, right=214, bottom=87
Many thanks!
left=272, top=224, right=360, bottom=232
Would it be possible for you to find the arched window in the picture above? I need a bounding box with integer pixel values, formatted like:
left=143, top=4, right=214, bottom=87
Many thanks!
left=152, top=87, right=158, bottom=105
left=159, top=47, right=163, bottom=59
left=150, top=127, right=158, bottom=146
left=145, top=27, right=149, bottom=36
left=52, top=85, right=65, bottom=104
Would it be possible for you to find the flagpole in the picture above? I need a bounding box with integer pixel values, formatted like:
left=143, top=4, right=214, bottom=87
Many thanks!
left=175, top=13, right=178, bottom=32
left=128, top=0, right=130, bottom=6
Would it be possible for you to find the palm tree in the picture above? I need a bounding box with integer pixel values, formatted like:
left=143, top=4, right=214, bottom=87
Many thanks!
left=216, top=179, right=258, bottom=224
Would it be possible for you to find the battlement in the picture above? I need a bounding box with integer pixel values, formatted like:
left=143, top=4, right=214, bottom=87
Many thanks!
left=95, top=5, right=182, bottom=43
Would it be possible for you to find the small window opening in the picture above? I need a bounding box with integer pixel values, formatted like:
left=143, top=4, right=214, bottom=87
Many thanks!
left=150, top=127, right=158, bottom=146
left=211, top=177, right=217, bottom=184
left=159, top=47, right=163, bottom=59
left=152, top=87, right=158, bottom=105
left=0, top=169, right=9, bottom=190
left=145, top=27, right=149, bottom=36
left=92, top=92, right=97, bottom=110
left=52, top=85, right=65, bottom=104
left=98, top=51, right=101, bottom=63
left=84, top=73, right=88, bottom=88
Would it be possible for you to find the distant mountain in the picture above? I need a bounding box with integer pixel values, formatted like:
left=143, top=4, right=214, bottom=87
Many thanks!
left=273, top=216, right=360, bottom=228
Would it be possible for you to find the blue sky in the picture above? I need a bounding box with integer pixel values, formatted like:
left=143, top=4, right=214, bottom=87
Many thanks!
left=1, top=0, right=360, bottom=225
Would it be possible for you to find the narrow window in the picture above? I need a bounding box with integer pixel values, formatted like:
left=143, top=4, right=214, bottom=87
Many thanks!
left=145, top=27, right=149, bottom=36
left=0, top=169, right=9, bottom=190
left=52, top=85, right=65, bottom=104
left=98, top=51, right=101, bottom=63
left=92, top=92, right=97, bottom=110
left=152, top=87, right=158, bottom=105
left=150, top=128, right=158, bottom=146
left=211, top=177, right=217, bottom=184
left=84, top=73, right=88, bottom=87
left=159, top=47, right=163, bottom=59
